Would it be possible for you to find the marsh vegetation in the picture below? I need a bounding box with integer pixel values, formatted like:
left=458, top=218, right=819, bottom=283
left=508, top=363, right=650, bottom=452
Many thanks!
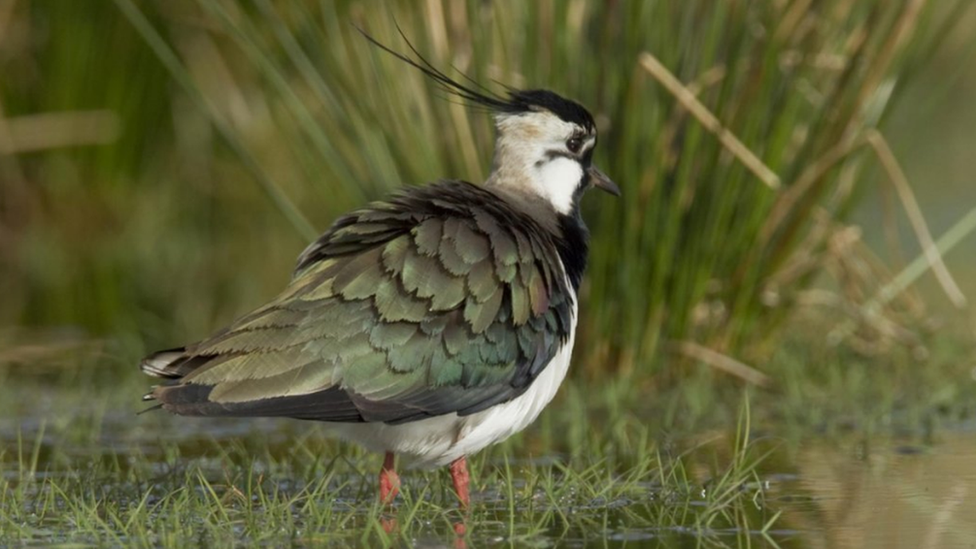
left=2, top=1, right=976, bottom=547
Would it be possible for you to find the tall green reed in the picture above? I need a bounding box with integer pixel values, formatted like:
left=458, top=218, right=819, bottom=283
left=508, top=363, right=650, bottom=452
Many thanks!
left=2, top=0, right=972, bottom=379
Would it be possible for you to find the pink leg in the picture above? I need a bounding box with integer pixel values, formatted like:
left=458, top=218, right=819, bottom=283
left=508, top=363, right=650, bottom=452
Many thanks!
left=449, top=456, right=470, bottom=537
left=449, top=456, right=471, bottom=508
left=379, top=451, right=400, bottom=505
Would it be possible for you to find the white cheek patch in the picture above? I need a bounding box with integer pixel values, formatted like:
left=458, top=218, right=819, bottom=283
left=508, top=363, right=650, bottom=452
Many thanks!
left=535, top=157, right=583, bottom=214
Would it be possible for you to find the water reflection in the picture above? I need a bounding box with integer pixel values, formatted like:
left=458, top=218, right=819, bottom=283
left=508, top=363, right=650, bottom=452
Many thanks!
left=776, top=435, right=976, bottom=549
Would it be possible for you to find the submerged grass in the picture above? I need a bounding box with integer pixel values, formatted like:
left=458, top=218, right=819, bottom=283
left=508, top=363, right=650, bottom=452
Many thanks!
left=3, top=336, right=973, bottom=547
left=0, top=371, right=782, bottom=548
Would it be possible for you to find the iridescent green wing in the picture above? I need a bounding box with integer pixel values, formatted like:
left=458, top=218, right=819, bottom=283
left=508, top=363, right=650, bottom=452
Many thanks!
left=149, top=182, right=575, bottom=424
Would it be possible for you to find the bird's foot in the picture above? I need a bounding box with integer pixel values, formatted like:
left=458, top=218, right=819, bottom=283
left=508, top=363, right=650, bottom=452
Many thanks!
left=379, top=469, right=400, bottom=504
left=381, top=516, right=398, bottom=534
left=453, top=528, right=468, bottom=549
left=449, top=456, right=470, bottom=539
left=379, top=451, right=400, bottom=504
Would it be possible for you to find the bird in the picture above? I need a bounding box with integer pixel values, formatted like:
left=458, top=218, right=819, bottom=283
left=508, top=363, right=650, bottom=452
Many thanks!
left=139, top=32, right=619, bottom=512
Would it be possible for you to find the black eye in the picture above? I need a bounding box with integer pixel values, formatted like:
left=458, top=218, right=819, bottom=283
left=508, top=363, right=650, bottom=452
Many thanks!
left=566, top=136, right=583, bottom=154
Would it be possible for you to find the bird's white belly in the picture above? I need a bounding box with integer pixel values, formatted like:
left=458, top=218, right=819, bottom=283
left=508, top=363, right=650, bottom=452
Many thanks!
left=330, top=305, right=577, bottom=468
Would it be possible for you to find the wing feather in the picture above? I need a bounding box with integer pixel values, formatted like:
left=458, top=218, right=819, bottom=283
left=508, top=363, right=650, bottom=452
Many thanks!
left=144, top=181, right=575, bottom=424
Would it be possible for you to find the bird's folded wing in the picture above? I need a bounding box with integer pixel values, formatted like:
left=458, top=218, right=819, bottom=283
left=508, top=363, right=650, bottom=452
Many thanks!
left=148, top=182, right=575, bottom=424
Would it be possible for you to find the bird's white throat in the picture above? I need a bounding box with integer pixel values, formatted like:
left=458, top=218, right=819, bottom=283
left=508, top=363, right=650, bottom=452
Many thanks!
left=486, top=154, right=584, bottom=216
left=534, top=156, right=583, bottom=215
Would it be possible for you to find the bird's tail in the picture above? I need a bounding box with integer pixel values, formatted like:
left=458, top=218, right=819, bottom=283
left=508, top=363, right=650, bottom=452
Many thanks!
left=140, top=347, right=189, bottom=379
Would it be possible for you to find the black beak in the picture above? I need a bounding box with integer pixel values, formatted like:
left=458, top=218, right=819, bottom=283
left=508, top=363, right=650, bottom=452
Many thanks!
left=587, top=166, right=621, bottom=196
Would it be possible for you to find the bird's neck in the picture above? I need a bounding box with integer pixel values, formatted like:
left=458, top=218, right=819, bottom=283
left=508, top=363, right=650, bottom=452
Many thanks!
left=485, top=161, right=590, bottom=293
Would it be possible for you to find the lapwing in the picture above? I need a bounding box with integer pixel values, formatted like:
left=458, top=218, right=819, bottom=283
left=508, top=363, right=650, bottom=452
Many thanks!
left=139, top=33, right=619, bottom=511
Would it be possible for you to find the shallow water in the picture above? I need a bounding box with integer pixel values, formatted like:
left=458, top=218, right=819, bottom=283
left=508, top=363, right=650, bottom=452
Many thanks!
left=766, top=433, right=976, bottom=548
left=557, top=429, right=976, bottom=548
left=2, top=385, right=976, bottom=548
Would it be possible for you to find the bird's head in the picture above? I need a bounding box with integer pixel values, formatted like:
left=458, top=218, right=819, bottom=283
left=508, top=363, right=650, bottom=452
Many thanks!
left=487, top=89, right=619, bottom=215
left=359, top=29, right=619, bottom=215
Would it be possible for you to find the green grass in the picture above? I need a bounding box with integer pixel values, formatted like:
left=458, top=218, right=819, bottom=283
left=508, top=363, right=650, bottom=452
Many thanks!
left=3, top=337, right=973, bottom=547
left=0, top=370, right=782, bottom=548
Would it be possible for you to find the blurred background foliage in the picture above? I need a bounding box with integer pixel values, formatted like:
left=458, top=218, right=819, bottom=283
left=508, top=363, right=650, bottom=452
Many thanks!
left=1, top=0, right=975, bottom=382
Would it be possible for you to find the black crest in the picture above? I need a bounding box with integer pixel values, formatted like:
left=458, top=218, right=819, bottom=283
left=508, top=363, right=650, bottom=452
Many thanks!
left=507, top=90, right=595, bottom=132
left=357, top=27, right=595, bottom=131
